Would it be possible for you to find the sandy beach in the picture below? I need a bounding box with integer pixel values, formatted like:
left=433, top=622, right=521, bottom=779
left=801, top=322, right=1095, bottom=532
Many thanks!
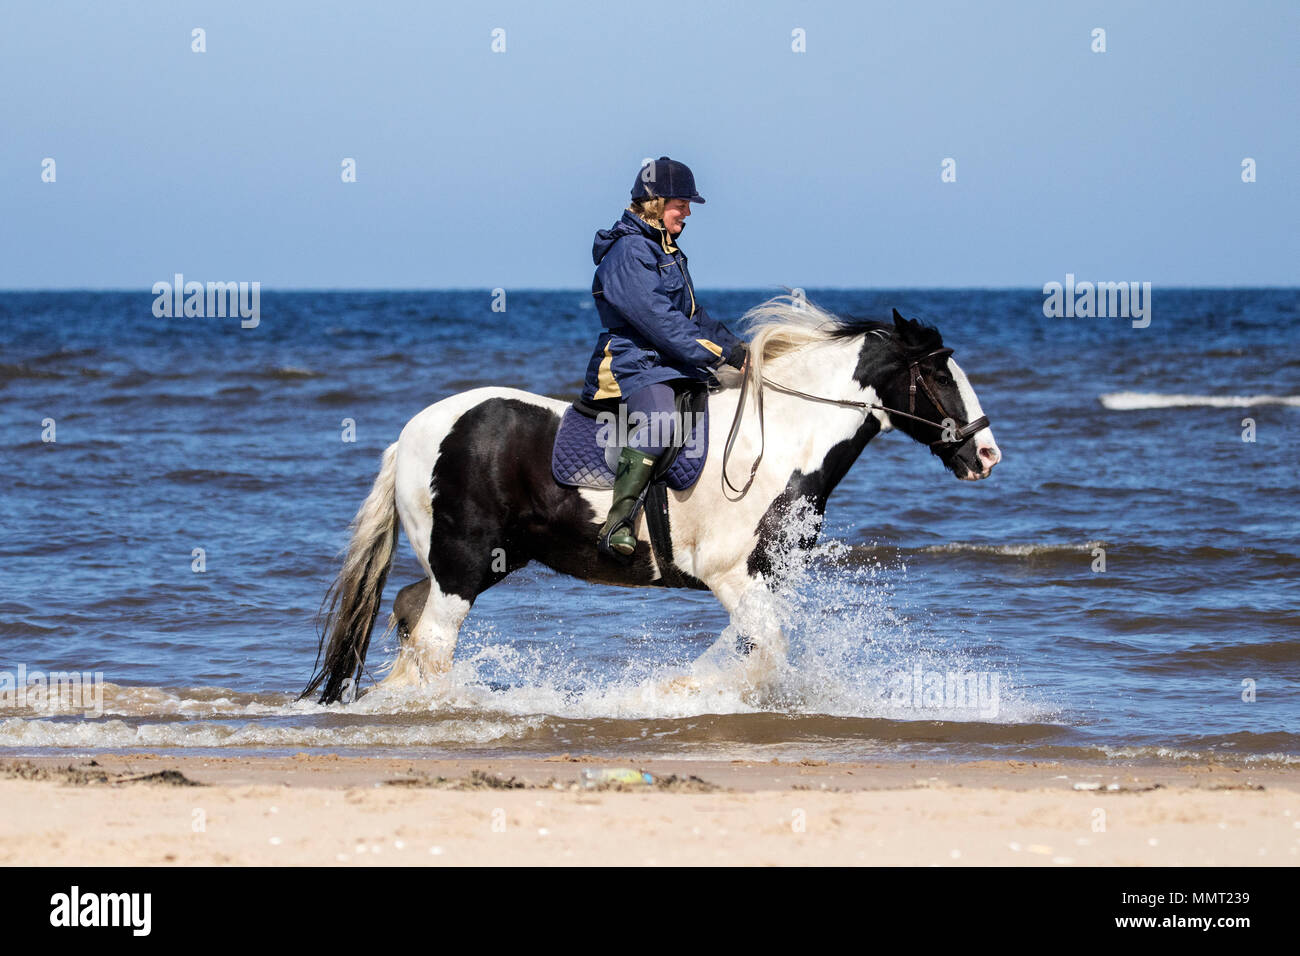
left=2, top=754, right=1295, bottom=866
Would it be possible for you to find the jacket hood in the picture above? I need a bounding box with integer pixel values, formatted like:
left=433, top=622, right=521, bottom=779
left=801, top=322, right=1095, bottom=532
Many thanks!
left=592, top=209, right=679, bottom=264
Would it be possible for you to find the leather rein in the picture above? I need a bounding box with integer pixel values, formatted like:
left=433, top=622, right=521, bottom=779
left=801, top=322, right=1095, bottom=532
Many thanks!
left=721, top=346, right=991, bottom=497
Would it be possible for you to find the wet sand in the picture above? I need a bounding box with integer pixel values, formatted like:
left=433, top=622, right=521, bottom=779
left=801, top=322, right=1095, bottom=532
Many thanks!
left=2, top=754, right=1296, bottom=866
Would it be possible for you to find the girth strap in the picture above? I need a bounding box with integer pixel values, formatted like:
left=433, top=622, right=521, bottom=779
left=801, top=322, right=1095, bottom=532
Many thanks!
left=643, top=482, right=709, bottom=590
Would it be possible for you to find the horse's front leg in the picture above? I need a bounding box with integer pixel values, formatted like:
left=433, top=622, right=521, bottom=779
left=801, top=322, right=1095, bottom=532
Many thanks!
left=710, top=565, right=789, bottom=662
left=662, top=564, right=790, bottom=702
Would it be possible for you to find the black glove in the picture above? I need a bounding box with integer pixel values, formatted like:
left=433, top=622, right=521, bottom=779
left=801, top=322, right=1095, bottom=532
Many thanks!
left=724, top=341, right=749, bottom=370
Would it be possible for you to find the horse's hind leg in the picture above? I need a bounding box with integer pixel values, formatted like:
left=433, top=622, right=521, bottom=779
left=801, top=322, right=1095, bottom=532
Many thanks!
left=380, top=576, right=471, bottom=688
left=390, top=580, right=431, bottom=646
left=379, top=391, right=541, bottom=691
left=382, top=454, right=475, bottom=689
left=383, top=482, right=506, bottom=689
left=380, top=412, right=483, bottom=690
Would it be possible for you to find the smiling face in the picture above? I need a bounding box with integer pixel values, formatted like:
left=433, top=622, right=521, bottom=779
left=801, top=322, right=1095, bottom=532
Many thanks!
left=662, top=198, right=691, bottom=235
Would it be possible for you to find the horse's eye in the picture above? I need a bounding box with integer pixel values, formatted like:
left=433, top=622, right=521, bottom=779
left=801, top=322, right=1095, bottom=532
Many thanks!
left=935, top=374, right=954, bottom=386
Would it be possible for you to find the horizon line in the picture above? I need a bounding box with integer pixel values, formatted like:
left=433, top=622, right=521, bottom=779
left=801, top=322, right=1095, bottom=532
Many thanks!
left=1, top=284, right=1297, bottom=293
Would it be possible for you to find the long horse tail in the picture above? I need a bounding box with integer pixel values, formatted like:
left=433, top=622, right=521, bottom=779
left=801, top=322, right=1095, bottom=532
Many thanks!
left=301, top=442, right=401, bottom=704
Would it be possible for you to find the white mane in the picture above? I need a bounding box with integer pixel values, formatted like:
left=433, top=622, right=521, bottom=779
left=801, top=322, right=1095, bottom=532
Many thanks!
left=735, top=294, right=858, bottom=390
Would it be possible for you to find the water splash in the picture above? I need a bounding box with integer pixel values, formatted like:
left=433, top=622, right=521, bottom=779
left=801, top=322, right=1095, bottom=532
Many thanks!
left=0, top=499, right=1051, bottom=751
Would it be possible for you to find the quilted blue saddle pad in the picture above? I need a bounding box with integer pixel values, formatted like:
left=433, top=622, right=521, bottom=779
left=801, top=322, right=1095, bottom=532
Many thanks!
left=551, top=401, right=709, bottom=491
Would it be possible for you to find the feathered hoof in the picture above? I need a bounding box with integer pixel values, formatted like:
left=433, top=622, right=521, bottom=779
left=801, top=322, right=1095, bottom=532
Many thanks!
left=377, top=649, right=450, bottom=690
left=657, top=674, right=704, bottom=696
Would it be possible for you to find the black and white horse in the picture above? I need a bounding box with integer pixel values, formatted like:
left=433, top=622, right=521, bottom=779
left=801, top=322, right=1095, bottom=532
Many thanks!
left=303, top=296, right=1000, bottom=704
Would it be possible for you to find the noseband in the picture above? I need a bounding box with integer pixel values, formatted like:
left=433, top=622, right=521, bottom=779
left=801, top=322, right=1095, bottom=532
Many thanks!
left=904, top=348, right=991, bottom=449
left=721, top=346, right=991, bottom=497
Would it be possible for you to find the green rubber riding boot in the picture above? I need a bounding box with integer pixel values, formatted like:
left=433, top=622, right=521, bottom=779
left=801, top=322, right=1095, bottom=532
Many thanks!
left=597, top=446, right=657, bottom=557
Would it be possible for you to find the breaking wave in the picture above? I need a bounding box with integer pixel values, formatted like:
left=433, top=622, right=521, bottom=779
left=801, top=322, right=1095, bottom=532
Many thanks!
left=1100, top=391, right=1300, bottom=410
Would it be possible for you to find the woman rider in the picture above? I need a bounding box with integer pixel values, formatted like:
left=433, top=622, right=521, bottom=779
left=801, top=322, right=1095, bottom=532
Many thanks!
left=581, top=156, right=748, bottom=557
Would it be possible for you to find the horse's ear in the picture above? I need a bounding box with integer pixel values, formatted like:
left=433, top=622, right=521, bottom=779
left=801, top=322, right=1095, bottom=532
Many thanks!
left=892, top=308, right=917, bottom=339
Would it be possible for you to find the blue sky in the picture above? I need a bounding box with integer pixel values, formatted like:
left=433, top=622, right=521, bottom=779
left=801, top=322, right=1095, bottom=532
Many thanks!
left=2, top=0, right=1295, bottom=288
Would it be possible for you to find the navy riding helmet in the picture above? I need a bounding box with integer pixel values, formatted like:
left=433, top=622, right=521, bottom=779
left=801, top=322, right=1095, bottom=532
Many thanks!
left=631, top=156, right=706, bottom=204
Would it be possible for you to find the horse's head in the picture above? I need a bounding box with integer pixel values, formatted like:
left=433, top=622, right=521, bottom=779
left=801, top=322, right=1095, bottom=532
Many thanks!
left=741, top=295, right=1000, bottom=483
left=852, top=308, right=1001, bottom=480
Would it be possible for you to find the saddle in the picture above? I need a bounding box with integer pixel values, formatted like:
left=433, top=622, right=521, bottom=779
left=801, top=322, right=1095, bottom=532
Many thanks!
left=551, top=382, right=709, bottom=491
left=551, top=382, right=710, bottom=589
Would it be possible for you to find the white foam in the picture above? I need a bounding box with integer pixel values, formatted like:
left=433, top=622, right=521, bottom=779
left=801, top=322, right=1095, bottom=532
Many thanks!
left=1099, top=745, right=1300, bottom=766
left=0, top=715, right=543, bottom=749
left=1100, top=391, right=1300, bottom=410
left=918, top=540, right=1105, bottom=557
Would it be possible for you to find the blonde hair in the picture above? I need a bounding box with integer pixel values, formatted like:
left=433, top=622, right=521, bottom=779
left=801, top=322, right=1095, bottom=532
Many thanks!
left=628, top=196, right=666, bottom=225
left=628, top=196, right=679, bottom=252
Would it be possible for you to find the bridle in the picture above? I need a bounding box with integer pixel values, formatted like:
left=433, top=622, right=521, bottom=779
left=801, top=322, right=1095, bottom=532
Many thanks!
left=721, top=345, right=991, bottom=497
left=901, top=347, right=991, bottom=446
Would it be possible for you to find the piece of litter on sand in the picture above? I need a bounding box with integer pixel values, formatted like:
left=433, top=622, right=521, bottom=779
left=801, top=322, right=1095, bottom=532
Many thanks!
left=580, top=768, right=653, bottom=789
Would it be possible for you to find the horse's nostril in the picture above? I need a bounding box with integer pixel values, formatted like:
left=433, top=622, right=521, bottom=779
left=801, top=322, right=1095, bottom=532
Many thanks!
left=979, top=446, right=999, bottom=464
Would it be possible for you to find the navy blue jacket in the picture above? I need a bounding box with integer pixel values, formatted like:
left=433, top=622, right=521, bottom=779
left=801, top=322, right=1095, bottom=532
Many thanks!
left=581, top=209, right=743, bottom=402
